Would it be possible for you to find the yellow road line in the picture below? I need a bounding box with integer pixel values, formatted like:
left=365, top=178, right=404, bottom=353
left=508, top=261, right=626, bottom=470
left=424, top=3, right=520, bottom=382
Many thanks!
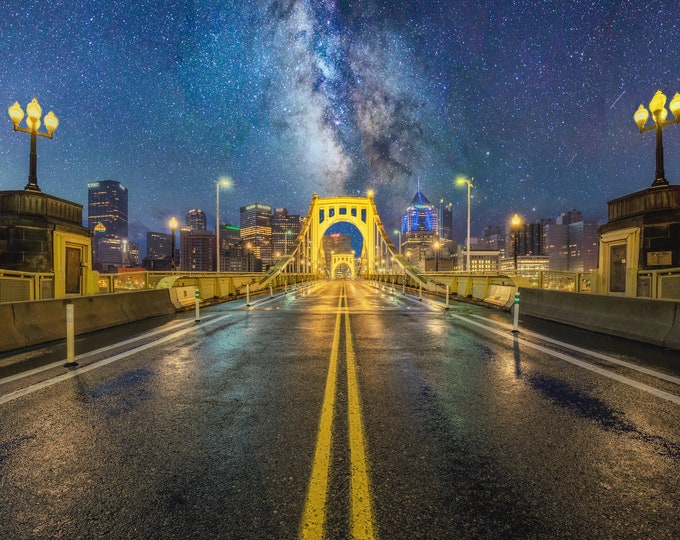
left=299, top=289, right=343, bottom=539
left=300, top=282, right=376, bottom=539
left=345, top=296, right=376, bottom=539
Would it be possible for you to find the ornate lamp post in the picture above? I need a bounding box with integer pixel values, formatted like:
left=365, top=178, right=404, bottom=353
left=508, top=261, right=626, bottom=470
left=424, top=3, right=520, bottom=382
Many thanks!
left=456, top=176, right=474, bottom=272
left=634, top=89, right=680, bottom=187
left=8, top=98, right=59, bottom=192
left=215, top=176, right=232, bottom=273
left=169, top=217, right=178, bottom=271
left=511, top=214, right=521, bottom=271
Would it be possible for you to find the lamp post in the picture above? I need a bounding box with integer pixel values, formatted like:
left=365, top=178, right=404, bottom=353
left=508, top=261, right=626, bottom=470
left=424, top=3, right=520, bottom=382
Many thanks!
left=434, top=240, right=440, bottom=271
left=8, top=98, right=59, bottom=192
left=215, top=176, right=233, bottom=273
left=169, top=217, right=178, bottom=271
left=393, top=229, right=401, bottom=253
left=456, top=176, right=474, bottom=272
left=634, top=90, right=680, bottom=188
left=511, top=214, right=521, bottom=271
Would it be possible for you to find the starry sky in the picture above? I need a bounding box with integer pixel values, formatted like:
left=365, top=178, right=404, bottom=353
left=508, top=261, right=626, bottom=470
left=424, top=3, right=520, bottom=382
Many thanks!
left=2, top=0, right=679, bottom=250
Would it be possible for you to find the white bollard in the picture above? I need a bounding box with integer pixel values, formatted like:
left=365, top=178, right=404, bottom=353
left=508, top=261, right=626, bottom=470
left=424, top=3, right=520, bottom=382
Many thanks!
left=194, top=289, right=201, bottom=322
left=246, top=283, right=251, bottom=307
left=445, top=285, right=450, bottom=309
left=269, top=282, right=273, bottom=298
left=512, top=291, right=520, bottom=333
left=419, top=283, right=422, bottom=301
left=402, top=281, right=405, bottom=294
left=64, top=304, right=78, bottom=367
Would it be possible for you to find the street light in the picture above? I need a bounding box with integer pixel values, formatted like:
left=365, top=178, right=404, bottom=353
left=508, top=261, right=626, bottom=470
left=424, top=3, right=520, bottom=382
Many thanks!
left=511, top=214, right=521, bottom=271
left=8, top=98, right=59, bottom=192
left=169, top=217, right=178, bottom=271
left=634, top=89, right=680, bottom=187
left=215, top=176, right=233, bottom=273
left=434, top=240, right=440, bottom=272
left=456, top=176, right=474, bottom=272
left=393, top=229, right=401, bottom=253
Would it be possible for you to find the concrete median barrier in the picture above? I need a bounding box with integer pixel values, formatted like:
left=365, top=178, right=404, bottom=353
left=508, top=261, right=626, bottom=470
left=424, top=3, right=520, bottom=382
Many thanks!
left=519, top=288, right=680, bottom=349
left=0, top=289, right=177, bottom=353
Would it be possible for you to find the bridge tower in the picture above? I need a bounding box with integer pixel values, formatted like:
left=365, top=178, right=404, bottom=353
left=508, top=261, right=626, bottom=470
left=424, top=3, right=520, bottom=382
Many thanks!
left=258, top=192, right=426, bottom=288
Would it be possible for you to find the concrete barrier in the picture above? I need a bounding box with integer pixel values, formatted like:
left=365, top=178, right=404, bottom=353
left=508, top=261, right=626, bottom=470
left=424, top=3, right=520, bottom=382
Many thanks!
left=519, top=288, right=680, bottom=349
left=0, top=289, right=176, bottom=353
left=484, top=284, right=514, bottom=307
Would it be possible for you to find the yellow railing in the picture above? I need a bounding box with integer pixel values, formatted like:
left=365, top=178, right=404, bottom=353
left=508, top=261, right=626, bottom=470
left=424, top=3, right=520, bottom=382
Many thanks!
left=5, top=267, right=680, bottom=303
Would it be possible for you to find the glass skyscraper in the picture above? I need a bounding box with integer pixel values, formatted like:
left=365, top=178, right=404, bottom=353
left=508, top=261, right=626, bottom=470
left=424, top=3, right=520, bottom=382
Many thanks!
left=88, top=180, right=128, bottom=270
left=87, top=180, right=128, bottom=238
left=240, top=202, right=273, bottom=266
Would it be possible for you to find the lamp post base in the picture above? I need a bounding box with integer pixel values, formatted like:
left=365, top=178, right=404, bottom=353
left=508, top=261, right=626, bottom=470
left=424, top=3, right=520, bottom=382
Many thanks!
left=651, top=177, right=669, bottom=188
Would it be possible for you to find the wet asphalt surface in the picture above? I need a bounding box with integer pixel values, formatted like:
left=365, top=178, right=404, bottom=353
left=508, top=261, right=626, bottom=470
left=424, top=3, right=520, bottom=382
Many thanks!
left=1, top=280, right=679, bottom=539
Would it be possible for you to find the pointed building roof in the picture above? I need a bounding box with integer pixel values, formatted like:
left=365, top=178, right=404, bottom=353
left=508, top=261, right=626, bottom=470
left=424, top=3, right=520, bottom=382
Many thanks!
left=410, top=190, right=432, bottom=206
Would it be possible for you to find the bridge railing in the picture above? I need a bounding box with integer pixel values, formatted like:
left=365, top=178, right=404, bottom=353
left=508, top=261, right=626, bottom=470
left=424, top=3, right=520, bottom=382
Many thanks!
left=367, top=270, right=595, bottom=307
left=5, top=267, right=680, bottom=303
left=635, top=267, right=680, bottom=301
left=96, top=271, right=317, bottom=300
left=0, top=269, right=320, bottom=303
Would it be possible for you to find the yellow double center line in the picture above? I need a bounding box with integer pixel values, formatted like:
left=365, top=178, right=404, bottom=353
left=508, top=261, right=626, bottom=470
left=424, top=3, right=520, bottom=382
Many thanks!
left=300, top=282, right=376, bottom=539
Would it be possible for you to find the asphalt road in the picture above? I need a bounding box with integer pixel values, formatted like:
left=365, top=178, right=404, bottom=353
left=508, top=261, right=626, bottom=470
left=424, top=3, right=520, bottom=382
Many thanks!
left=1, top=279, right=679, bottom=539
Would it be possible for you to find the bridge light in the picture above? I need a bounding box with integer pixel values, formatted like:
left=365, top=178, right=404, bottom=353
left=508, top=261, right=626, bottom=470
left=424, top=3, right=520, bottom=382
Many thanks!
left=633, top=89, right=680, bottom=187
left=7, top=97, right=59, bottom=191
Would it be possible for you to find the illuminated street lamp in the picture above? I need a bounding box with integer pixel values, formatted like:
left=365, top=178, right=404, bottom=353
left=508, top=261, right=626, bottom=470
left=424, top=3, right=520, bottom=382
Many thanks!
left=434, top=240, right=440, bottom=271
left=7, top=98, right=59, bottom=192
left=511, top=214, right=521, bottom=271
left=456, top=176, right=474, bottom=272
left=393, top=229, right=401, bottom=253
left=634, top=89, right=680, bottom=187
left=169, top=217, right=178, bottom=271
left=215, top=176, right=233, bottom=273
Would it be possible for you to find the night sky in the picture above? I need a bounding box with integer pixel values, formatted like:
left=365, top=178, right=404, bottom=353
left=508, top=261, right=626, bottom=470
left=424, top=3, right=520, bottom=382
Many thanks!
left=2, top=1, right=679, bottom=250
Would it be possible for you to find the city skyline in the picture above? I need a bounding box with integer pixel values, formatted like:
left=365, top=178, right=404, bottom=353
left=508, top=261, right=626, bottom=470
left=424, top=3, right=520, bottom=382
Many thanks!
left=2, top=1, right=680, bottom=249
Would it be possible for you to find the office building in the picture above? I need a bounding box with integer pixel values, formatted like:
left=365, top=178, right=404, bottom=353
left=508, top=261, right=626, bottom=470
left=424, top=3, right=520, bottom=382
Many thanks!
left=544, top=211, right=599, bottom=271
left=179, top=227, right=215, bottom=271
left=272, top=208, right=303, bottom=261
left=88, top=180, right=128, bottom=270
left=186, top=209, right=207, bottom=231
left=439, top=200, right=453, bottom=241
left=401, top=188, right=439, bottom=267
left=87, top=180, right=128, bottom=238
left=218, top=224, right=241, bottom=271
left=240, top=202, right=273, bottom=266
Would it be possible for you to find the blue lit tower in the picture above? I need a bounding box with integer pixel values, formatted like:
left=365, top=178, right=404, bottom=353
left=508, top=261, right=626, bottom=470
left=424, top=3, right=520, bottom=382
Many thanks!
left=401, top=187, right=439, bottom=268
left=401, top=189, right=438, bottom=236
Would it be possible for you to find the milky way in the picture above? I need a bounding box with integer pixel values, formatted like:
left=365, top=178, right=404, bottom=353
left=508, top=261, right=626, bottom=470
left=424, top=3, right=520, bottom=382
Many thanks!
left=1, top=0, right=679, bottom=248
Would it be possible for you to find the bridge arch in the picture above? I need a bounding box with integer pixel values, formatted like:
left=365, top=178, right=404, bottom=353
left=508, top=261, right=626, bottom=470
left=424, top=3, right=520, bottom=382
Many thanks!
left=331, top=253, right=356, bottom=278
left=258, top=192, right=427, bottom=288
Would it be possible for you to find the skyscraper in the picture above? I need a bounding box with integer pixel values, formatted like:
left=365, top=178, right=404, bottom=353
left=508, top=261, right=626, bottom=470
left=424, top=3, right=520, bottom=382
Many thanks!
left=186, top=209, right=207, bottom=231
left=401, top=190, right=439, bottom=236
left=272, top=208, right=303, bottom=261
left=179, top=226, right=215, bottom=271
left=240, top=203, right=273, bottom=266
left=88, top=180, right=128, bottom=270
left=401, top=188, right=439, bottom=268
left=88, top=180, right=128, bottom=238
